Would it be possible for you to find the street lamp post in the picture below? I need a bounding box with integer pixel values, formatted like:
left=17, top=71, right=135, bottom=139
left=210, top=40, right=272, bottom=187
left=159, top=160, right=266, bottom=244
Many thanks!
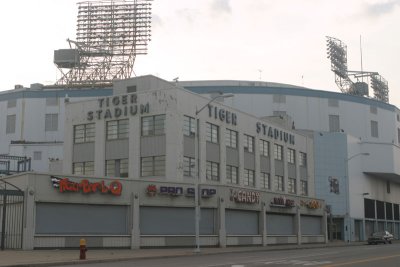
left=194, top=93, right=233, bottom=253
left=344, top=152, right=370, bottom=243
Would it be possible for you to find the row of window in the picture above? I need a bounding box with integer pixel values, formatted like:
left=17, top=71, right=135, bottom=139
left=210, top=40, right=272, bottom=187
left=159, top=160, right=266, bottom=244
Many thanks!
left=184, top=157, right=307, bottom=195
left=72, top=156, right=307, bottom=195
left=6, top=114, right=59, bottom=134
left=73, top=116, right=307, bottom=166
left=74, top=115, right=166, bottom=143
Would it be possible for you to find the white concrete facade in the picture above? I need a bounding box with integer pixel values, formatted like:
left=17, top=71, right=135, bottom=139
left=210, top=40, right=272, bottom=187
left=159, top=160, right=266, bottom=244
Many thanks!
left=180, top=80, right=400, bottom=241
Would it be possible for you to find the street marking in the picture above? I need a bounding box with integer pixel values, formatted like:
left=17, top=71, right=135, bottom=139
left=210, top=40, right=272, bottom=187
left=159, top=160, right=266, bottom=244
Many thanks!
left=322, top=254, right=400, bottom=267
left=263, top=260, right=332, bottom=265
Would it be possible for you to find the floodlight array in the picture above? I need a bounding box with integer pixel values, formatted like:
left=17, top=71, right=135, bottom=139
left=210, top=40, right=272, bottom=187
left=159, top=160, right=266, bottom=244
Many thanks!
left=55, top=0, right=152, bottom=86
left=326, top=36, right=348, bottom=79
left=371, top=74, right=389, bottom=103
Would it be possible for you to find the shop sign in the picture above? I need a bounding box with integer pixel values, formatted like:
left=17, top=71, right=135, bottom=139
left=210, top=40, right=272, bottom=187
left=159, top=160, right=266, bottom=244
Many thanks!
left=87, top=94, right=150, bottom=121
left=51, top=176, right=122, bottom=196
left=146, top=184, right=216, bottom=198
left=300, top=199, right=321, bottom=209
left=230, top=189, right=260, bottom=204
left=256, top=122, right=295, bottom=145
left=270, top=196, right=295, bottom=208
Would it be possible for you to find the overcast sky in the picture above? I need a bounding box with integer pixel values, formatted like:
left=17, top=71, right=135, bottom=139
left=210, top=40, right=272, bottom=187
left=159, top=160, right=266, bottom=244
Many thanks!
left=1, top=0, right=400, bottom=106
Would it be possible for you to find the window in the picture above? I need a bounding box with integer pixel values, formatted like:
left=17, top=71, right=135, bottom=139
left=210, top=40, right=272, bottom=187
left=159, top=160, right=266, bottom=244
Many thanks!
left=107, top=119, right=129, bottom=140
left=329, top=115, right=340, bottom=132
left=299, top=152, right=307, bottom=167
left=73, top=161, right=94, bottom=175
left=46, top=97, right=58, bottom=106
left=183, top=116, right=196, bottom=136
left=206, top=123, right=219, bottom=143
left=183, top=156, right=195, bottom=177
left=244, top=134, right=254, bottom=153
left=244, top=169, right=255, bottom=187
left=226, top=165, right=238, bottom=184
left=7, top=99, right=16, bottom=108
left=6, top=115, right=16, bottom=134
left=74, top=123, right=95, bottom=143
left=225, top=129, right=238, bottom=148
left=370, top=106, right=377, bottom=114
left=45, top=113, right=58, bottom=131
left=273, top=94, right=286, bottom=103
left=288, top=178, right=296, bottom=194
left=105, top=159, right=128, bottom=177
left=33, top=151, right=42, bottom=160
left=371, top=120, right=379, bottom=138
left=260, top=172, right=270, bottom=189
left=328, top=99, right=339, bottom=107
left=274, top=144, right=283, bottom=160
left=127, top=85, right=137, bottom=93
left=141, top=156, right=165, bottom=176
left=387, top=181, right=391, bottom=194
left=141, top=115, right=166, bottom=136
left=287, top=148, right=295, bottom=164
left=274, top=175, right=284, bottom=191
left=398, top=128, right=400, bottom=144
left=300, top=180, right=308, bottom=196
left=206, top=161, right=219, bottom=181
left=273, top=111, right=287, bottom=117
left=259, top=139, right=269, bottom=157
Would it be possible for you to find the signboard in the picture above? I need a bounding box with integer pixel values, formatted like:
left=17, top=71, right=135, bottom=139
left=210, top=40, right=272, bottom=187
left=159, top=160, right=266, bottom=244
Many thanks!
left=51, top=176, right=122, bottom=196
left=270, top=196, right=295, bottom=208
left=230, top=189, right=260, bottom=204
left=146, top=184, right=216, bottom=198
left=300, top=199, right=322, bottom=209
left=87, top=94, right=150, bottom=120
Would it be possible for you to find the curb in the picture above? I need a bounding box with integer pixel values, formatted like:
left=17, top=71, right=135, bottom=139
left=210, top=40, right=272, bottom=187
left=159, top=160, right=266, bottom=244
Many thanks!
left=0, top=242, right=368, bottom=267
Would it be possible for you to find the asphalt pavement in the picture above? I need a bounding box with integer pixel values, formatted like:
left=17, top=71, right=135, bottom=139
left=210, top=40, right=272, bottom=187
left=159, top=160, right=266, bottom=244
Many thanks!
left=0, top=241, right=370, bottom=267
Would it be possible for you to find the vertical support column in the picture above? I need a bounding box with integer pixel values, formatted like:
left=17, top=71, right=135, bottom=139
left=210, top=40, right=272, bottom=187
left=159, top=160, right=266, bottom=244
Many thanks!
left=262, top=202, right=267, bottom=246
left=296, top=206, right=301, bottom=245
left=218, top=197, right=226, bottom=248
left=22, top=186, right=35, bottom=250
left=374, top=200, right=378, bottom=232
left=129, top=116, right=140, bottom=180
left=94, top=121, right=105, bottom=177
left=323, top=210, right=328, bottom=244
left=130, top=193, right=140, bottom=249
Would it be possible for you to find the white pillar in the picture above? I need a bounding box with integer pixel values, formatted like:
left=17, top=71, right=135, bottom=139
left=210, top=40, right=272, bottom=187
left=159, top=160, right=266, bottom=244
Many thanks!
left=262, top=202, right=267, bottom=246
left=218, top=197, right=226, bottom=248
left=22, top=186, right=35, bottom=250
left=130, top=192, right=140, bottom=249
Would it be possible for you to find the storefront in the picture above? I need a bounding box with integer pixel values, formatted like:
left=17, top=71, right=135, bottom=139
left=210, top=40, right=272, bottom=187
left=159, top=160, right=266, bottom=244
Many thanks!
left=3, top=173, right=326, bottom=250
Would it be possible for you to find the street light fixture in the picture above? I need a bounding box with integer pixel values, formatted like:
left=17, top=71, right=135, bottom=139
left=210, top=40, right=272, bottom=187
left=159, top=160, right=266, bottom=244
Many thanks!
left=344, top=152, right=370, bottom=243
left=194, top=93, right=233, bottom=253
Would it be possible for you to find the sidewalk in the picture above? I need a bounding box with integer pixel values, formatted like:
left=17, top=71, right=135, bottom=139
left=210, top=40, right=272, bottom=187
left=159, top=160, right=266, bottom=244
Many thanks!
left=0, top=241, right=367, bottom=267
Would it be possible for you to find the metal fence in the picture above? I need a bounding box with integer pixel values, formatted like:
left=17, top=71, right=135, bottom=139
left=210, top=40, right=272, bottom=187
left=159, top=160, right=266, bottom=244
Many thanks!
left=0, top=180, right=24, bottom=250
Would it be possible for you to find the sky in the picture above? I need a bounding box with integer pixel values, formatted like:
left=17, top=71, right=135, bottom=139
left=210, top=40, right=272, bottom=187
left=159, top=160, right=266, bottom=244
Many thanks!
left=1, top=0, right=400, bottom=106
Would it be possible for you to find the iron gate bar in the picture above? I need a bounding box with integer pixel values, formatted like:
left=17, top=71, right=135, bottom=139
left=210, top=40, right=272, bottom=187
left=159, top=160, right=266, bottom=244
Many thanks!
left=0, top=179, right=24, bottom=250
left=1, top=193, right=6, bottom=250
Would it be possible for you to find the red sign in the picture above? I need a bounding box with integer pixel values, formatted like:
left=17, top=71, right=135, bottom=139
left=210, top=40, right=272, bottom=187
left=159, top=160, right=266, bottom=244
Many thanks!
left=56, top=178, right=122, bottom=196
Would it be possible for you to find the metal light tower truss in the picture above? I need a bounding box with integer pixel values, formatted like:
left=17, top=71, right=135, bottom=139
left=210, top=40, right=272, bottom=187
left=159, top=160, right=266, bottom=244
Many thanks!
left=55, top=0, right=152, bottom=86
left=326, top=36, right=389, bottom=102
left=371, top=74, right=389, bottom=103
left=326, top=36, right=354, bottom=94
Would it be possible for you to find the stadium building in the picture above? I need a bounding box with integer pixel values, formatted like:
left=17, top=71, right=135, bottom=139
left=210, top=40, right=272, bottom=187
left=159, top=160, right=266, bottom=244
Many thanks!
left=1, top=76, right=326, bottom=250
left=179, top=80, right=400, bottom=242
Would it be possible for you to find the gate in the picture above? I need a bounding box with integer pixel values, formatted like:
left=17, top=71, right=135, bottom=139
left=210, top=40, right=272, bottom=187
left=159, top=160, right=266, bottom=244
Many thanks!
left=0, top=180, right=24, bottom=250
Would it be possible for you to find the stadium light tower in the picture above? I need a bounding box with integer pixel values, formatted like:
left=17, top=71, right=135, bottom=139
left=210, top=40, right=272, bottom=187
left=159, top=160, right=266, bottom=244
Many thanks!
left=371, top=74, right=389, bottom=103
left=54, top=0, right=152, bottom=86
left=326, top=36, right=353, bottom=94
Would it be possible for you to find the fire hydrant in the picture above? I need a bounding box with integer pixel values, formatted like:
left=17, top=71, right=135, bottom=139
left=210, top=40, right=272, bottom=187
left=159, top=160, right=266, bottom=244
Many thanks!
left=79, top=238, right=87, bottom=260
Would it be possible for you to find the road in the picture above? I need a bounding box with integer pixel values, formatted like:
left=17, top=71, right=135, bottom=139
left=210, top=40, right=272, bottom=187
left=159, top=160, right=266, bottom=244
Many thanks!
left=57, top=243, right=400, bottom=267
